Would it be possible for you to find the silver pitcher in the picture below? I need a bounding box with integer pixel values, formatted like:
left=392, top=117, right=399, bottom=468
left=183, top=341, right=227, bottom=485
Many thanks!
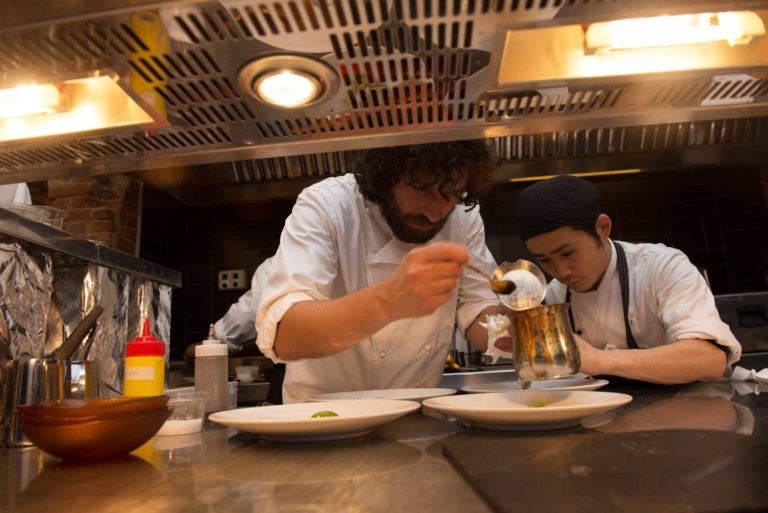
left=508, top=303, right=581, bottom=381
left=0, top=358, right=99, bottom=446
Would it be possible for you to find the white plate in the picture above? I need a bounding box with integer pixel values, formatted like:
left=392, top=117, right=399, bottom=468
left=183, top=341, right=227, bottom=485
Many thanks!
left=461, top=377, right=609, bottom=394
left=308, top=388, right=457, bottom=403
left=208, top=399, right=421, bottom=442
left=422, top=391, right=632, bottom=430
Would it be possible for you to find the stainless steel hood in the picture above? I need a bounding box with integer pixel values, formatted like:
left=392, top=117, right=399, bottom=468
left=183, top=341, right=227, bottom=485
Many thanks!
left=2, top=0, right=768, bottom=203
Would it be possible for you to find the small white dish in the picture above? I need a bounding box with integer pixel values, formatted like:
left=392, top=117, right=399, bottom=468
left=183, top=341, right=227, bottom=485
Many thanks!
left=422, top=391, right=632, bottom=431
left=461, top=377, right=609, bottom=394
left=308, top=388, right=457, bottom=403
left=208, top=399, right=420, bottom=442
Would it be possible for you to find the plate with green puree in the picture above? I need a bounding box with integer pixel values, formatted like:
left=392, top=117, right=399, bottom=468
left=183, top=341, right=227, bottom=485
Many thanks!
left=209, top=399, right=420, bottom=442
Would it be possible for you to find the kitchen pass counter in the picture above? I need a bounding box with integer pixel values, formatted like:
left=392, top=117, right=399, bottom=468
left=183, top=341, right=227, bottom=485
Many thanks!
left=2, top=360, right=767, bottom=513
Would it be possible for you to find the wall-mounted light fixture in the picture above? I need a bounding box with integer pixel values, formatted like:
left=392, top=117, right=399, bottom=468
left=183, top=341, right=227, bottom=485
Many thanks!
left=509, top=169, right=642, bottom=183
left=237, top=55, right=340, bottom=109
left=0, top=84, right=62, bottom=120
left=0, top=73, right=164, bottom=144
left=586, top=11, right=766, bottom=54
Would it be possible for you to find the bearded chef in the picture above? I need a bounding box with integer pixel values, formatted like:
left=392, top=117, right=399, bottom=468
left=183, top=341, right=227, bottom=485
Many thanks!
left=511, top=175, right=741, bottom=384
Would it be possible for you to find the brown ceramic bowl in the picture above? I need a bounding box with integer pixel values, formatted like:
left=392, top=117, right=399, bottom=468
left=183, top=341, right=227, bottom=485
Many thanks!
left=20, top=408, right=170, bottom=461
left=18, top=405, right=169, bottom=426
left=17, top=396, right=169, bottom=418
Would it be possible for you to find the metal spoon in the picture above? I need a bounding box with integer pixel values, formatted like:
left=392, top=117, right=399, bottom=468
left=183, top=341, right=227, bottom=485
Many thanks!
left=465, top=264, right=516, bottom=295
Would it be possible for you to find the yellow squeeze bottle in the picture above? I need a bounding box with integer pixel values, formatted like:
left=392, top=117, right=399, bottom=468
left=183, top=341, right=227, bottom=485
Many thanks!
left=124, top=318, right=166, bottom=397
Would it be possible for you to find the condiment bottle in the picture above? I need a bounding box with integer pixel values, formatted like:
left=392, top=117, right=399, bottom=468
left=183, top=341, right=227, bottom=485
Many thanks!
left=195, top=324, right=229, bottom=414
left=124, top=318, right=166, bottom=397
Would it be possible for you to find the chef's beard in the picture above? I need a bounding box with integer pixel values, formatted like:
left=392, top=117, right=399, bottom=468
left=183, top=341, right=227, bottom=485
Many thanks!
left=379, top=192, right=451, bottom=244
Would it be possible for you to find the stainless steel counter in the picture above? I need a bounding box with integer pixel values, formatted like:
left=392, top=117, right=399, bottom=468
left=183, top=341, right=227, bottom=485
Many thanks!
left=3, top=369, right=767, bottom=513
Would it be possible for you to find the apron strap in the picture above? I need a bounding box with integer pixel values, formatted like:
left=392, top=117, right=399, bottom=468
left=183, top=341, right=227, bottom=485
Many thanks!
left=566, top=240, right=639, bottom=349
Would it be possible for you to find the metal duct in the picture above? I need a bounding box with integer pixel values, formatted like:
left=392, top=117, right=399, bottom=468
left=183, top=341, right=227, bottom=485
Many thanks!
left=1, top=0, right=768, bottom=192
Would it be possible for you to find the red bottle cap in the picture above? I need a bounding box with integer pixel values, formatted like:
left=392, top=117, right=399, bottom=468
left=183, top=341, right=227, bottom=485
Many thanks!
left=126, top=318, right=166, bottom=357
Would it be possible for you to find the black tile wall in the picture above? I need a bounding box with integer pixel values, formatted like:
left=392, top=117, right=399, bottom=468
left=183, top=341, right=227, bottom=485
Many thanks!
left=140, top=186, right=293, bottom=357
left=482, top=166, right=768, bottom=295
left=141, top=166, right=768, bottom=358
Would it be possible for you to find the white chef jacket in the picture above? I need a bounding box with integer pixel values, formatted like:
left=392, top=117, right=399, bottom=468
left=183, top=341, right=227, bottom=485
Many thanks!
left=256, top=174, right=499, bottom=403
left=0, top=183, right=31, bottom=204
left=213, top=257, right=272, bottom=352
left=545, top=240, right=741, bottom=365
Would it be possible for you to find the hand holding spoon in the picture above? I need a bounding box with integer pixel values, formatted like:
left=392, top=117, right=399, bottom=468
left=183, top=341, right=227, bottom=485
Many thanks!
left=465, top=264, right=516, bottom=295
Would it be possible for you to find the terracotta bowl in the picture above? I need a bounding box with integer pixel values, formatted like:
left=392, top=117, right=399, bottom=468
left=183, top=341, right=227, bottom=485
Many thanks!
left=20, top=408, right=170, bottom=461
left=18, top=405, right=169, bottom=426
left=17, top=396, right=169, bottom=418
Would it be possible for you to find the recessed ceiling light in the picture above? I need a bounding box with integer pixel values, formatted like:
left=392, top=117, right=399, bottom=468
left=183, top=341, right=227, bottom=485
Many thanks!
left=256, top=70, right=320, bottom=108
left=238, top=55, right=339, bottom=109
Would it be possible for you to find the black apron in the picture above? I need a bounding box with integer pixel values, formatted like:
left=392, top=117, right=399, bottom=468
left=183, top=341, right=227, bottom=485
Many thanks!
left=565, top=240, right=639, bottom=349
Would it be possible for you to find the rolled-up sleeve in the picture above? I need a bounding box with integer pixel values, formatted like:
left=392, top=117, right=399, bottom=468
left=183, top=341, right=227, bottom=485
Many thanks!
left=255, top=185, right=341, bottom=362
left=455, top=208, right=500, bottom=334
left=654, top=251, right=742, bottom=365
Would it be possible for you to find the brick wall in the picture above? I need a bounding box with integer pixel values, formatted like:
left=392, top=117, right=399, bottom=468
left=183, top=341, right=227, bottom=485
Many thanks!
left=47, top=174, right=142, bottom=255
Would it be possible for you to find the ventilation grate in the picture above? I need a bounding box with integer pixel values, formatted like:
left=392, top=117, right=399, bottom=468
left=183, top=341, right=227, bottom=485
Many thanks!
left=253, top=99, right=468, bottom=139
left=650, top=77, right=768, bottom=107
left=495, top=117, right=768, bottom=161
left=225, top=0, right=578, bottom=38
left=225, top=115, right=768, bottom=183
left=232, top=150, right=356, bottom=182
left=0, top=22, right=151, bottom=74
left=329, top=21, right=475, bottom=58
left=0, top=127, right=231, bottom=170
left=482, top=88, right=624, bottom=119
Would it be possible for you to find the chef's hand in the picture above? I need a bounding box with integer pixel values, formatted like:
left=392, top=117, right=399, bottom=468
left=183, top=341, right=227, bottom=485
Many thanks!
left=383, top=241, right=468, bottom=320
left=492, top=335, right=515, bottom=353
left=574, top=334, right=602, bottom=376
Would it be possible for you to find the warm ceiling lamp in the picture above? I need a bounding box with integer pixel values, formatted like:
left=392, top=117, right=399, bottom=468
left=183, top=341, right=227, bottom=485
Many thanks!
left=256, top=70, right=320, bottom=108
left=586, top=11, right=766, bottom=54
left=0, top=84, right=62, bottom=120
left=238, top=55, right=339, bottom=108
left=509, top=169, right=642, bottom=183
left=0, top=74, right=163, bottom=144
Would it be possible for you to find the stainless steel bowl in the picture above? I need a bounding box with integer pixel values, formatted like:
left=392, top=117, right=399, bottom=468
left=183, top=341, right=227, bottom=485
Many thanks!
left=0, top=358, right=99, bottom=446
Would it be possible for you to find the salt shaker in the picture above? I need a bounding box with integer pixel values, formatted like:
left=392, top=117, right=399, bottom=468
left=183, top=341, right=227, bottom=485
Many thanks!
left=195, top=324, right=229, bottom=415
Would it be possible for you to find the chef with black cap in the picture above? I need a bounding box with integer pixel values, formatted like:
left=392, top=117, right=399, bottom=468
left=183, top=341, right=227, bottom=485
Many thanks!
left=513, top=175, right=741, bottom=384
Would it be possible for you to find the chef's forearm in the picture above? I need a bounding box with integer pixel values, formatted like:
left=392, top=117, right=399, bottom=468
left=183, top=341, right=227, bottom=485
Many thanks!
left=464, top=305, right=506, bottom=352
left=591, top=338, right=727, bottom=384
left=272, top=281, right=395, bottom=360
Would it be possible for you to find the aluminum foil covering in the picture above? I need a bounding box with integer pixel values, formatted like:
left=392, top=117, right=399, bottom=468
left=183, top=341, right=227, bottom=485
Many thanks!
left=1, top=231, right=174, bottom=396
left=45, top=265, right=172, bottom=393
left=47, top=264, right=129, bottom=392
left=0, top=238, right=52, bottom=358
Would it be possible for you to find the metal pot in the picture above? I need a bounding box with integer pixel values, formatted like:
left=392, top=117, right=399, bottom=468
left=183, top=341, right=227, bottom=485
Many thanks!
left=0, top=358, right=99, bottom=446
left=508, top=303, right=581, bottom=381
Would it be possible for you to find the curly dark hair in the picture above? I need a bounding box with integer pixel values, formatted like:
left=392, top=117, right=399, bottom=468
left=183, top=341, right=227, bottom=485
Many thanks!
left=353, top=140, right=497, bottom=209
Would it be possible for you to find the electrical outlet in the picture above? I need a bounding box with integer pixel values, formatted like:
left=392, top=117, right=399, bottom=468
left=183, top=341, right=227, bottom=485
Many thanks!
left=218, top=269, right=247, bottom=290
